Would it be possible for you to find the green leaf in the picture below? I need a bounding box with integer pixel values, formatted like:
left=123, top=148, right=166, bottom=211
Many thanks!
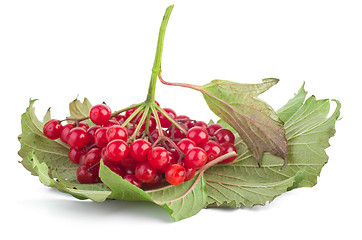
left=205, top=85, right=341, bottom=207
left=18, top=99, right=76, bottom=180
left=68, top=97, right=93, bottom=126
left=27, top=151, right=111, bottom=202
left=99, top=162, right=207, bottom=221
left=201, top=78, right=288, bottom=165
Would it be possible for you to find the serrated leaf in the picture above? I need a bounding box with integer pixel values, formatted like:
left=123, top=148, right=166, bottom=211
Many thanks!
left=28, top=151, right=111, bottom=202
left=68, top=97, right=93, bottom=126
left=201, top=78, right=287, bottom=165
left=99, top=162, right=207, bottom=221
left=205, top=85, right=341, bottom=207
left=18, top=100, right=77, bottom=180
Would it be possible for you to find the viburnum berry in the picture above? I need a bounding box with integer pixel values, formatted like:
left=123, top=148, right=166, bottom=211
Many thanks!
left=144, top=172, right=162, bottom=187
left=67, top=127, right=89, bottom=149
left=106, top=139, right=129, bottom=162
left=89, top=104, right=112, bottom=125
left=78, top=122, right=89, bottom=130
left=43, top=119, right=62, bottom=140
left=123, top=174, right=142, bottom=188
left=159, top=108, right=176, bottom=128
left=214, top=128, right=235, bottom=144
left=206, top=123, right=223, bottom=136
left=187, top=126, right=209, bottom=146
left=94, top=127, right=109, bottom=148
left=220, top=142, right=237, bottom=163
left=87, top=125, right=101, bottom=145
left=68, top=147, right=85, bottom=164
left=147, top=147, right=170, bottom=169
left=183, top=164, right=196, bottom=181
left=194, top=121, right=208, bottom=129
left=130, top=139, right=151, bottom=162
left=82, top=148, right=102, bottom=169
left=203, top=140, right=222, bottom=162
left=135, top=161, right=157, bottom=183
left=76, top=165, right=98, bottom=184
left=177, top=138, right=196, bottom=154
left=119, top=156, right=138, bottom=170
left=165, top=164, right=186, bottom=186
left=184, top=147, right=207, bottom=169
left=106, top=125, right=128, bottom=142
left=60, top=123, right=74, bottom=143
left=108, top=165, right=125, bottom=177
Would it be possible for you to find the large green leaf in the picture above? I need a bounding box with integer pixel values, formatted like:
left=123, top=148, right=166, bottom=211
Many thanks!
left=99, top=162, right=207, bottom=221
left=27, top=151, right=111, bottom=202
left=205, top=84, right=341, bottom=207
left=18, top=99, right=75, bottom=180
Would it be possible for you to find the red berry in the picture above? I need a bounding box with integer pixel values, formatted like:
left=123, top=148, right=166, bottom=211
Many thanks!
left=108, top=165, right=125, bottom=177
left=214, top=128, right=235, bottom=144
left=87, top=125, right=101, bottom=145
left=145, top=172, right=162, bottom=187
left=165, top=164, right=186, bottom=186
left=135, top=161, right=157, bottom=183
left=94, top=127, right=109, bottom=148
left=194, top=121, right=208, bottom=129
left=150, top=129, right=160, bottom=142
left=115, top=115, right=126, bottom=124
left=106, top=125, right=128, bottom=142
left=207, top=123, right=223, bottom=136
left=106, top=139, right=129, bottom=162
left=184, top=147, right=207, bottom=169
left=43, top=119, right=62, bottom=140
left=177, top=138, right=196, bottom=154
left=187, top=126, right=209, bottom=146
left=101, top=147, right=118, bottom=167
left=203, top=140, right=222, bottom=162
left=60, top=123, right=74, bottom=143
left=103, top=119, right=119, bottom=127
left=119, top=156, right=138, bottom=170
left=68, top=147, right=85, bottom=164
left=67, top=127, right=89, bottom=149
left=123, top=174, right=142, bottom=188
left=76, top=165, right=98, bottom=184
left=159, top=108, right=176, bottom=128
left=89, top=104, right=112, bottom=125
left=78, top=122, right=89, bottom=130
left=184, top=166, right=196, bottom=182
left=82, top=148, right=102, bottom=169
left=147, top=147, right=170, bottom=169
left=220, top=142, right=237, bottom=163
left=173, top=123, right=188, bottom=139
left=130, top=139, right=151, bottom=162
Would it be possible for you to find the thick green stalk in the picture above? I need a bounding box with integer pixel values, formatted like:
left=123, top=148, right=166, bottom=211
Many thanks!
left=146, top=4, right=174, bottom=103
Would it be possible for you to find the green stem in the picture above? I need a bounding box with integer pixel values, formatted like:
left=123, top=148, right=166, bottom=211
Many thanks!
left=145, top=4, right=174, bottom=103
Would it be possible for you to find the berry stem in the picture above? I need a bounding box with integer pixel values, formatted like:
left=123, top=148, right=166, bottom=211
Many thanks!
left=155, top=105, right=187, bottom=135
left=145, top=5, right=174, bottom=104
left=121, top=105, right=145, bottom=128
left=111, top=103, right=142, bottom=118
left=130, top=106, right=150, bottom=140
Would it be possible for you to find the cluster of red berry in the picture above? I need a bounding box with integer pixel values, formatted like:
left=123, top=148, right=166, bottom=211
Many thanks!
left=43, top=103, right=237, bottom=188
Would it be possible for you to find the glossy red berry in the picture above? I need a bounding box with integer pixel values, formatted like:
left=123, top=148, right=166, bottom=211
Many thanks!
left=130, top=139, right=151, bottom=162
left=144, top=172, right=162, bottom=187
left=94, top=127, right=109, bottom=148
left=43, top=119, right=62, bottom=140
left=194, top=121, right=208, bottom=129
left=214, top=128, right=235, bottom=144
left=159, top=108, right=176, bottom=128
left=177, top=138, right=196, bottom=154
left=207, top=123, right=223, bottom=136
left=165, top=164, right=186, bottom=186
left=147, top=147, right=170, bottom=169
left=106, top=125, right=128, bottom=142
left=78, top=122, right=89, bottom=130
left=123, top=174, right=142, bottom=188
left=82, top=148, right=102, bottom=169
left=60, top=123, right=74, bottom=143
left=220, top=142, right=237, bottom=163
left=119, top=156, right=138, bottom=170
left=184, top=147, right=207, bottom=169
left=89, top=104, right=112, bottom=125
left=67, top=127, right=89, bottom=149
left=87, top=125, right=101, bottom=145
left=103, top=119, right=119, bottom=127
left=203, top=140, right=222, bottom=162
left=135, top=161, right=157, bottom=183
left=68, top=147, right=85, bottom=164
left=187, top=126, right=209, bottom=146
left=76, top=165, right=98, bottom=184
left=108, top=165, right=125, bottom=177
left=106, top=139, right=129, bottom=162
left=183, top=165, right=196, bottom=181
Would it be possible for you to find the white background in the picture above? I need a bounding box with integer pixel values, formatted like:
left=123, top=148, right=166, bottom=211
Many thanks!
left=1, top=0, right=361, bottom=239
